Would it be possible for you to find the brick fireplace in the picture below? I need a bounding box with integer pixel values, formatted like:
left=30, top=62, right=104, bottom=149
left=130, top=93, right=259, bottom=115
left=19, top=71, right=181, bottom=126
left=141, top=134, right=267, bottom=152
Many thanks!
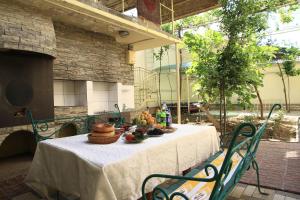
left=0, top=0, right=134, bottom=157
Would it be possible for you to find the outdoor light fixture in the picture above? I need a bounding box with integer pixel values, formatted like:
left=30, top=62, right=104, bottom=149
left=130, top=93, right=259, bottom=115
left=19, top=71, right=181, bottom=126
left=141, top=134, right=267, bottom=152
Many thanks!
left=118, top=30, right=130, bottom=38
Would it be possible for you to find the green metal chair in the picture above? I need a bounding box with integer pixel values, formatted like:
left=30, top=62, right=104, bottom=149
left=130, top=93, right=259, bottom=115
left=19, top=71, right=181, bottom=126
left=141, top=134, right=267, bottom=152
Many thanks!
left=26, top=104, right=125, bottom=142
left=141, top=104, right=281, bottom=200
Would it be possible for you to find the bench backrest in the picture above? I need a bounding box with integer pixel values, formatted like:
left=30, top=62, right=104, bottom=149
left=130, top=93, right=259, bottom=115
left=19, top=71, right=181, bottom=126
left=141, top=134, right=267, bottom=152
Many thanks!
left=248, top=104, right=281, bottom=157
left=210, top=104, right=281, bottom=199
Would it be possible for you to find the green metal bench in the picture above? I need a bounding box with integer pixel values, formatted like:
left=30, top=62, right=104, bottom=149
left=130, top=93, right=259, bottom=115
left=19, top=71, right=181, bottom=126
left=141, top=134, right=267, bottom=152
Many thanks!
left=26, top=104, right=125, bottom=142
left=141, top=104, right=281, bottom=200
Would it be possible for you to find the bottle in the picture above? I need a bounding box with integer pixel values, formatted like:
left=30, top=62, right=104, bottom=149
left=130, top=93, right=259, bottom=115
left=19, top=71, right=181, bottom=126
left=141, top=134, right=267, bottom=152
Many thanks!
left=162, top=102, right=167, bottom=111
left=156, top=109, right=161, bottom=124
left=160, top=110, right=167, bottom=127
left=166, top=110, right=170, bottom=127
left=166, top=108, right=172, bottom=127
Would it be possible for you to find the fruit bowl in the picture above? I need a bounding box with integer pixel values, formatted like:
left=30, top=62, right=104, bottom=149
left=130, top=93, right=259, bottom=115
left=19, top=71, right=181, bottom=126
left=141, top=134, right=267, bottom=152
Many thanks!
left=93, top=123, right=115, bottom=133
left=124, top=137, right=144, bottom=144
left=91, top=131, right=115, bottom=137
left=132, top=111, right=155, bottom=127
left=124, top=132, right=148, bottom=144
left=147, top=128, right=164, bottom=137
left=88, top=132, right=121, bottom=144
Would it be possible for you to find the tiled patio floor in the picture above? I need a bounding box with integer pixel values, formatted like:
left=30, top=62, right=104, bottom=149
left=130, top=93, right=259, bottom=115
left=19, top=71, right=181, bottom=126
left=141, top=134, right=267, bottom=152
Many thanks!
left=1, top=141, right=299, bottom=200
left=228, top=183, right=300, bottom=200
left=9, top=183, right=300, bottom=200
left=241, top=141, right=300, bottom=194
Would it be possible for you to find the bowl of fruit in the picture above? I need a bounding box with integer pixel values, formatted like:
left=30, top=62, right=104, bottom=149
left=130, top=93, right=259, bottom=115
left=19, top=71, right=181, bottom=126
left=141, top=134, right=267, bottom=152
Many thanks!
left=147, top=128, right=164, bottom=137
left=132, top=111, right=155, bottom=128
left=124, top=128, right=148, bottom=143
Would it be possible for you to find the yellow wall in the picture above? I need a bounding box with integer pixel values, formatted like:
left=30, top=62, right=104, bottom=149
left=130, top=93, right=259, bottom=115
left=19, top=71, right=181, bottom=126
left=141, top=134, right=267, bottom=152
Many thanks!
left=254, top=63, right=300, bottom=104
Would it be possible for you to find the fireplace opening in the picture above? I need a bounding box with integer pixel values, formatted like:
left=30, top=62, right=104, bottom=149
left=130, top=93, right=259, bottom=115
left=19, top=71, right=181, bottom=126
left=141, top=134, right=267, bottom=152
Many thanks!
left=0, top=131, right=36, bottom=158
left=0, top=49, right=54, bottom=128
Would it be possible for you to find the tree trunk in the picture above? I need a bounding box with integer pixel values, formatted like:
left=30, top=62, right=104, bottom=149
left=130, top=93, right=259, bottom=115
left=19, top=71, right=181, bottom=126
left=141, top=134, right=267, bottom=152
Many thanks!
left=254, top=85, right=264, bottom=119
left=277, top=62, right=288, bottom=112
left=219, top=82, right=226, bottom=135
left=223, top=95, right=227, bottom=134
left=288, top=76, right=291, bottom=112
left=219, top=86, right=223, bottom=135
left=199, top=106, right=220, bottom=130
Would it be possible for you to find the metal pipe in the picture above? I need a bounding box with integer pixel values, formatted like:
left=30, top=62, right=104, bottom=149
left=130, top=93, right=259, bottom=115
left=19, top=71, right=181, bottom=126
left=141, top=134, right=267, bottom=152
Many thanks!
left=186, top=75, right=190, bottom=114
left=160, top=3, right=173, bottom=11
left=175, top=43, right=181, bottom=124
left=171, top=0, right=174, bottom=34
left=160, top=3, right=162, bottom=25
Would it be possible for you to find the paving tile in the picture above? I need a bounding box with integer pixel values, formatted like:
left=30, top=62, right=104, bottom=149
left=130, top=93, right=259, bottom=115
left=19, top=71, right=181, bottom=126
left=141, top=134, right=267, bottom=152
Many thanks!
left=262, top=188, right=276, bottom=200
left=242, top=141, right=300, bottom=194
left=284, top=197, right=298, bottom=200
left=273, top=194, right=286, bottom=200
left=252, top=187, right=265, bottom=199
left=284, top=192, right=300, bottom=199
left=275, top=190, right=287, bottom=196
left=242, top=185, right=256, bottom=197
left=230, top=185, right=246, bottom=198
left=250, top=197, right=265, bottom=200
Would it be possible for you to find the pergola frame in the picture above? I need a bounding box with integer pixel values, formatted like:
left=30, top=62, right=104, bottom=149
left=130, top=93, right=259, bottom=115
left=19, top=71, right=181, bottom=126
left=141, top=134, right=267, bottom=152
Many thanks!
left=97, top=0, right=220, bottom=123
left=157, top=0, right=182, bottom=123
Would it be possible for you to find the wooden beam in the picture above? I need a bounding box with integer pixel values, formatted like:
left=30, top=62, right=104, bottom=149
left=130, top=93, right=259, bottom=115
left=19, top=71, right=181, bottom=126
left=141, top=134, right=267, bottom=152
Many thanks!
left=161, top=0, right=219, bottom=23
left=103, top=0, right=219, bottom=22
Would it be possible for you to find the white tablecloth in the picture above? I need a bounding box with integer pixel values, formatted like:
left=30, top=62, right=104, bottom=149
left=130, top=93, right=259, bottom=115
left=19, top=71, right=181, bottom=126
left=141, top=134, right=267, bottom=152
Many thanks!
left=26, top=124, right=220, bottom=200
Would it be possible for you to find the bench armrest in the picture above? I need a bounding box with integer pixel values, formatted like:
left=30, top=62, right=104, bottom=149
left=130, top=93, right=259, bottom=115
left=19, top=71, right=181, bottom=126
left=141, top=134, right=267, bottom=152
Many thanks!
left=141, top=164, right=218, bottom=200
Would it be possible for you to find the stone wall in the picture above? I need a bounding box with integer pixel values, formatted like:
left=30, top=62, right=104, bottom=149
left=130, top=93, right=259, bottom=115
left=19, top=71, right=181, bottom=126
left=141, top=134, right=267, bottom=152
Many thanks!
left=53, top=23, right=134, bottom=85
left=0, top=3, right=135, bottom=153
left=54, top=106, right=88, bottom=117
left=0, top=0, right=56, bottom=57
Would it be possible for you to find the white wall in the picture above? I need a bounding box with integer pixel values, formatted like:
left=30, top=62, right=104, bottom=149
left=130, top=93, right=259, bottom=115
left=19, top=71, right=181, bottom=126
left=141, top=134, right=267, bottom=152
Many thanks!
left=87, top=81, right=134, bottom=114
left=92, top=82, right=117, bottom=113
left=53, top=80, right=87, bottom=107
left=54, top=80, right=135, bottom=114
left=117, top=83, right=135, bottom=110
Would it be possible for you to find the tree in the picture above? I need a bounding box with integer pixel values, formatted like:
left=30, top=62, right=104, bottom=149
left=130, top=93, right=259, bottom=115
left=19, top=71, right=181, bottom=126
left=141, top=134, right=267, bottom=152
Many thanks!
left=237, top=40, right=277, bottom=119
left=153, top=45, right=169, bottom=107
left=185, top=0, right=294, bottom=134
left=274, top=46, right=300, bottom=112
left=217, top=0, right=272, bottom=133
left=161, top=10, right=220, bottom=111
left=184, top=30, right=225, bottom=128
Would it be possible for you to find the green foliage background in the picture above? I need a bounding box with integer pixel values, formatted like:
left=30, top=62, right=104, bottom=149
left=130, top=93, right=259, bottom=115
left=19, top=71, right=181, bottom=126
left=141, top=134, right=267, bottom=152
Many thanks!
left=181, top=0, right=299, bottom=131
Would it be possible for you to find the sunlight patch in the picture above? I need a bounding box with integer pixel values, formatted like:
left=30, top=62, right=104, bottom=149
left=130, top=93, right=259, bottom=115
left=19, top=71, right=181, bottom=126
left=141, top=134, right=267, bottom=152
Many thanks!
left=285, top=151, right=298, bottom=158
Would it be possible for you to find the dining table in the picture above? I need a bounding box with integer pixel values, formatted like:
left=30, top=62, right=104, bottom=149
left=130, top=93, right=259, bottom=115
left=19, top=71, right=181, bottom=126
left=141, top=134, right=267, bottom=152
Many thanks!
left=26, top=124, right=220, bottom=200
